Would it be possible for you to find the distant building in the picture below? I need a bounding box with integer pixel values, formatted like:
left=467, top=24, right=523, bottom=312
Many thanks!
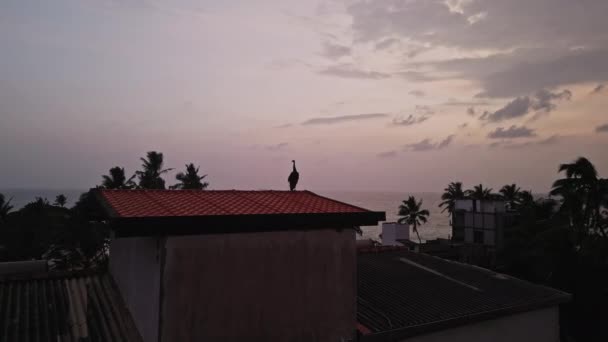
left=357, top=248, right=570, bottom=342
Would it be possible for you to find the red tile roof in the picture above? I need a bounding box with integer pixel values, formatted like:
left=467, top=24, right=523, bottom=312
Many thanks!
left=98, top=189, right=374, bottom=218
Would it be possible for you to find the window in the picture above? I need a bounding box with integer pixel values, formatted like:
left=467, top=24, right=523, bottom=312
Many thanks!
left=473, top=230, right=484, bottom=244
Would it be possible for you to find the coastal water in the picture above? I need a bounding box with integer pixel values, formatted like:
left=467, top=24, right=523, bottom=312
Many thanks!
left=1, top=189, right=450, bottom=242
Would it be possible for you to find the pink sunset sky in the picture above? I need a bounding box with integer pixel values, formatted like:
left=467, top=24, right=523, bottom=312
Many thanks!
left=1, top=0, right=608, bottom=192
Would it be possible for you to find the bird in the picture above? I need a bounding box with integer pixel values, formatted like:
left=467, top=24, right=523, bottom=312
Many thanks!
left=288, top=160, right=299, bottom=191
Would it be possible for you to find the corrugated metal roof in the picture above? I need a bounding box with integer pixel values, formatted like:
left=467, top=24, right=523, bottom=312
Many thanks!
left=98, top=189, right=372, bottom=218
left=0, top=272, right=142, bottom=342
left=357, top=250, right=570, bottom=339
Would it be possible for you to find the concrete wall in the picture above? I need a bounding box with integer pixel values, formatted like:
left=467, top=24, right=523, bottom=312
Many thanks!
left=109, top=236, right=162, bottom=342
left=160, top=229, right=357, bottom=342
left=382, top=222, right=409, bottom=246
left=402, top=307, right=559, bottom=342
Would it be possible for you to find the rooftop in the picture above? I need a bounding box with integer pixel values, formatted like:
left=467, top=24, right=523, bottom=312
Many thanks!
left=96, top=189, right=385, bottom=236
left=357, top=249, right=570, bottom=340
left=0, top=271, right=142, bottom=341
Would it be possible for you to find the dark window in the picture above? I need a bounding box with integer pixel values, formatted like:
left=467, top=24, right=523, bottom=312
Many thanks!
left=473, top=230, right=484, bottom=244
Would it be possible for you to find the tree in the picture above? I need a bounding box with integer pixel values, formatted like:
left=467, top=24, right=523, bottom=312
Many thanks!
left=54, top=194, right=67, bottom=207
left=102, top=166, right=135, bottom=189
left=499, top=184, right=521, bottom=210
left=550, top=157, right=605, bottom=237
left=466, top=184, right=494, bottom=200
left=171, top=163, right=209, bottom=190
left=136, top=151, right=172, bottom=189
left=439, top=182, right=466, bottom=215
left=398, top=196, right=430, bottom=244
left=0, top=193, right=13, bottom=223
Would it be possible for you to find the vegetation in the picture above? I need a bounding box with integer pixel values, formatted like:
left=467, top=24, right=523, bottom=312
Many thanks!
left=54, top=194, right=67, bottom=207
left=466, top=183, right=494, bottom=200
left=102, top=167, right=136, bottom=189
left=438, top=181, right=465, bottom=214
left=398, top=196, right=430, bottom=243
left=171, top=163, right=209, bottom=190
left=136, top=151, right=173, bottom=189
left=499, top=184, right=521, bottom=210
left=0, top=193, right=13, bottom=223
left=0, top=151, right=210, bottom=271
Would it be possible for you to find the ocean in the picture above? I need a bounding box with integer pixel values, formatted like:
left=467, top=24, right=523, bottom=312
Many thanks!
left=0, top=189, right=451, bottom=242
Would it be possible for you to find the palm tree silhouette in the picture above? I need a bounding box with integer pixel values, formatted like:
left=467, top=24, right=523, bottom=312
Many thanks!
left=550, top=157, right=606, bottom=236
left=499, top=184, right=522, bottom=210
left=398, top=196, right=430, bottom=244
left=0, top=193, right=13, bottom=222
left=136, top=151, right=173, bottom=189
left=439, top=182, right=465, bottom=215
left=102, top=167, right=136, bottom=189
left=466, top=184, right=493, bottom=200
left=171, top=163, right=209, bottom=190
left=54, top=194, right=67, bottom=207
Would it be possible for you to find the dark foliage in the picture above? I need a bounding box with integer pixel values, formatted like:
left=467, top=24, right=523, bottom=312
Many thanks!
left=171, top=163, right=209, bottom=190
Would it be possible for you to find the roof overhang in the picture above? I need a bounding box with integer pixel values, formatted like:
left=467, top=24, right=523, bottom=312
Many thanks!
left=108, top=211, right=385, bottom=237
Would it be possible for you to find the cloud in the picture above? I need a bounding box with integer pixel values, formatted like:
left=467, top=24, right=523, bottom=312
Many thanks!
left=274, top=123, right=292, bottom=129
left=481, top=89, right=571, bottom=123
left=404, top=135, right=455, bottom=152
left=482, top=97, right=531, bottom=122
left=377, top=150, right=397, bottom=158
left=458, top=122, right=468, bottom=129
left=475, top=50, right=608, bottom=98
left=348, top=0, right=608, bottom=50
left=596, top=123, right=608, bottom=133
left=443, top=99, right=490, bottom=106
left=491, top=134, right=562, bottom=149
left=321, top=42, right=352, bottom=59
left=265, top=142, right=289, bottom=151
left=396, top=71, right=436, bottom=82
left=302, top=113, right=389, bottom=125
left=375, top=38, right=399, bottom=50
left=591, top=84, right=605, bottom=94
left=437, top=135, right=455, bottom=149
left=318, top=64, right=390, bottom=79
left=487, top=125, right=536, bottom=139
left=391, top=114, right=429, bottom=126
left=531, top=89, right=572, bottom=112
left=408, top=89, right=425, bottom=97
left=466, top=107, right=475, bottom=116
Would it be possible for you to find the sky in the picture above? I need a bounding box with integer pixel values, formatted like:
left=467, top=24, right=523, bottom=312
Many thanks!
left=1, top=0, right=608, bottom=192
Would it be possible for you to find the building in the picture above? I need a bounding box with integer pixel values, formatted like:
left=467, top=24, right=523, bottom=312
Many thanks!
left=100, top=189, right=384, bottom=342
left=357, top=247, right=570, bottom=342
left=0, top=190, right=569, bottom=342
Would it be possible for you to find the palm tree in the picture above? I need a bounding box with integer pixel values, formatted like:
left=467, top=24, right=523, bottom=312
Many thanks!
left=439, top=182, right=465, bottom=215
left=398, top=196, right=430, bottom=244
left=550, top=157, right=599, bottom=229
left=0, top=193, right=13, bottom=222
left=171, top=163, right=209, bottom=190
left=54, top=194, right=67, bottom=207
left=136, top=151, right=173, bottom=189
left=102, top=167, right=136, bottom=189
left=466, top=184, right=493, bottom=200
left=499, top=184, right=521, bottom=210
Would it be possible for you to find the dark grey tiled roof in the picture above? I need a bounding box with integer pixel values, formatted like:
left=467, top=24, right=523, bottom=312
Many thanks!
left=0, top=271, right=142, bottom=342
left=357, top=250, right=570, bottom=339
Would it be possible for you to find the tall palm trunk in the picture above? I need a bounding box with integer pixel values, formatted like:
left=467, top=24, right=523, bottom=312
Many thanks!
left=414, top=222, right=421, bottom=244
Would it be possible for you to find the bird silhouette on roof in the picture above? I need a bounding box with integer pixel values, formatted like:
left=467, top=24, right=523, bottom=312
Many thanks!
left=288, top=160, right=299, bottom=191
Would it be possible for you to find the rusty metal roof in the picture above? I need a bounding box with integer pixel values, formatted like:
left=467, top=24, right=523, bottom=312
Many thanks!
left=0, top=271, right=142, bottom=342
left=357, top=249, right=570, bottom=340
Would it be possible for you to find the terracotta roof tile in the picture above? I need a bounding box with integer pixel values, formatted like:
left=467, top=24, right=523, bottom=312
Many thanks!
left=98, top=190, right=371, bottom=218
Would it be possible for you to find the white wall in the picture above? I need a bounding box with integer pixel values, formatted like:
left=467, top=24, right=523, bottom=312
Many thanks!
left=109, top=236, right=162, bottom=342
left=382, top=222, right=409, bottom=245
left=402, top=307, right=559, bottom=342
